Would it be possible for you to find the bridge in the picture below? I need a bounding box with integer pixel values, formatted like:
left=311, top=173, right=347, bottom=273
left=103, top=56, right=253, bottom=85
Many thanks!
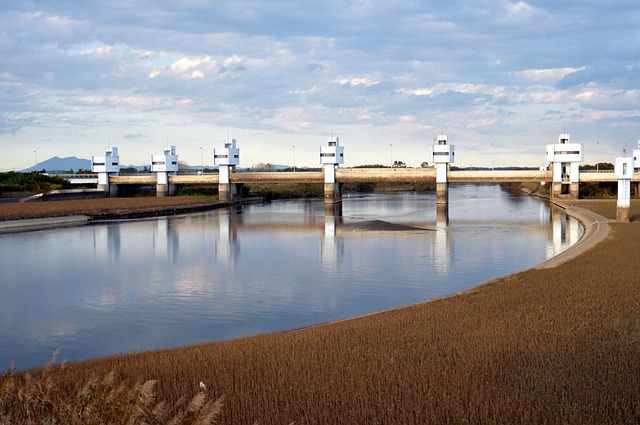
left=56, top=131, right=640, bottom=212
left=57, top=168, right=622, bottom=186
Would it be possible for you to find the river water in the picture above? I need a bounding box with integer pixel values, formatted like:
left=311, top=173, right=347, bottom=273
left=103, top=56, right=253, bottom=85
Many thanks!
left=0, top=184, right=582, bottom=370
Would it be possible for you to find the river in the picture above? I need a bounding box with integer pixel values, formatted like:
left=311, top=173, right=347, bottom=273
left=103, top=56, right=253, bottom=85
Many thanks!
left=0, top=184, right=582, bottom=370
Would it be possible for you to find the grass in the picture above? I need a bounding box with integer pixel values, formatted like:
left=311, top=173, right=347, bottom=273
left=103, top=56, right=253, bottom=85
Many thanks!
left=2, top=199, right=640, bottom=423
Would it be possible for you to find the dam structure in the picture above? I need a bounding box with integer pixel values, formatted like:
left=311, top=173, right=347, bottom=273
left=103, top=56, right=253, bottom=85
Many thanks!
left=79, top=134, right=638, bottom=203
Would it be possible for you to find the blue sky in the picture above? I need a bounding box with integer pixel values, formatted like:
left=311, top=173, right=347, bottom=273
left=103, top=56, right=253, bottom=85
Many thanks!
left=1, top=0, right=639, bottom=171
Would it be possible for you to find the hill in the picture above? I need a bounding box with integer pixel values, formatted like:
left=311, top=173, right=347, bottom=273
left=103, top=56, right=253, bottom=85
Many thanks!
left=22, top=156, right=91, bottom=173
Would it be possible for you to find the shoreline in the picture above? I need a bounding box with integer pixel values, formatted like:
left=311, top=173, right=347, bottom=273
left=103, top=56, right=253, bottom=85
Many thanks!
left=0, top=197, right=231, bottom=234
left=534, top=199, right=610, bottom=269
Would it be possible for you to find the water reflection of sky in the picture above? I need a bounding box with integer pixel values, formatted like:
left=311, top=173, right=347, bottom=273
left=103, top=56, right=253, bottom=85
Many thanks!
left=0, top=184, right=582, bottom=370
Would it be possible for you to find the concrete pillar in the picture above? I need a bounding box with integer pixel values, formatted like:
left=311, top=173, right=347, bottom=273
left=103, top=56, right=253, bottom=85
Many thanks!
left=156, top=172, right=175, bottom=197
left=617, top=179, right=631, bottom=222
left=219, top=182, right=243, bottom=203
left=98, top=173, right=118, bottom=197
left=97, top=173, right=109, bottom=194
left=324, top=183, right=342, bottom=204
left=616, top=157, right=633, bottom=222
left=436, top=182, right=448, bottom=204
left=156, top=184, right=177, bottom=197
left=217, top=165, right=242, bottom=203
left=323, top=164, right=342, bottom=204
left=435, top=163, right=448, bottom=204
left=551, top=182, right=562, bottom=199
left=569, top=182, right=579, bottom=200
left=109, top=183, right=118, bottom=197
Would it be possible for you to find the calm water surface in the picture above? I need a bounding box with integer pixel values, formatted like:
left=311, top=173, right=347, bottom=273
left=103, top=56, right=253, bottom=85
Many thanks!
left=0, top=184, right=582, bottom=370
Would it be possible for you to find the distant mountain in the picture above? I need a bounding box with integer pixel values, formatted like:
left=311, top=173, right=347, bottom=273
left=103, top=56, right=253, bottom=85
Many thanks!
left=21, top=156, right=91, bottom=173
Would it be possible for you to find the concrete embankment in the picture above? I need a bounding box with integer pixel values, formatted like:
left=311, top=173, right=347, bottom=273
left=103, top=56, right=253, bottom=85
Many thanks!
left=0, top=215, right=91, bottom=234
left=535, top=200, right=610, bottom=269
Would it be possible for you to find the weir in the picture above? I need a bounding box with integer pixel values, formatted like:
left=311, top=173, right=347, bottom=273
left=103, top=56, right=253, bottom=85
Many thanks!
left=80, top=133, right=640, bottom=203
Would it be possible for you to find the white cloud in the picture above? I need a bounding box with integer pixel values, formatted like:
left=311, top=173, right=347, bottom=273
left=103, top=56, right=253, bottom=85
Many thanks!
left=1, top=1, right=640, bottom=169
left=512, top=67, right=586, bottom=84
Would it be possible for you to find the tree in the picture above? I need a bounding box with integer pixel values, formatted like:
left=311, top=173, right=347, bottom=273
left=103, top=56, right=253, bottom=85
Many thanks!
left=178, top=160, right=191, bottom=174
left=119, top=167, right=139, bottom=174
left=392, top=160, right=406, bottom=168
left=252, top=163, right=275, bottom=171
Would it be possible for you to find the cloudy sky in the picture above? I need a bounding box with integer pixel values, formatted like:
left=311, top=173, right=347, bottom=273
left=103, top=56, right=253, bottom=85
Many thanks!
left=1, top=0, right=639, bottom=171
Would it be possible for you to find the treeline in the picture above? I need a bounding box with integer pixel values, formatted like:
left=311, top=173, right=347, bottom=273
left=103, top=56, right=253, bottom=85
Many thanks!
left=0, top=172, right=71, bottom=195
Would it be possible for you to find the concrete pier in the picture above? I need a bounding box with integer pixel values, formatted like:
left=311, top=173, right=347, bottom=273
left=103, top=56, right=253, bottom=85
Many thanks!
left=615, top=157, right=634, bottom=222
left=219, top=183, right=243, bottom=203
left=551, top=182, right=579, bottom=200
left=156, top=183, right=176, bottom=197
left=436, top=182, right=448, bottom=204
left=324, top=182, right=342, bottom=204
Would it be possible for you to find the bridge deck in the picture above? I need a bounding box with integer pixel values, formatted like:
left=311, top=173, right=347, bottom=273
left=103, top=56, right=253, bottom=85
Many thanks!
left=59, top=168, right=634, bottom=186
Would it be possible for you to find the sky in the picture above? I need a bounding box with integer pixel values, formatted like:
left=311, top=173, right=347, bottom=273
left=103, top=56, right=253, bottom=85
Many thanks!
left=1, top=0, right=639, bottom=171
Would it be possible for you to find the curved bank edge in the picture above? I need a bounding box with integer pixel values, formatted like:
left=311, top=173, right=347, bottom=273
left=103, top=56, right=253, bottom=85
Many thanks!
left=534, top=201, right=610, bottom=270
left=0, top=215, right=91, bottom=234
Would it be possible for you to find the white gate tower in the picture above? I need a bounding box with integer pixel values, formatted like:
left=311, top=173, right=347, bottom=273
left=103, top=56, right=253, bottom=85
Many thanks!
left=214, top=139, right=241, bottom=202
left=431, top=135, right=455, bottom=204
left=151, top=145, right=179, bottom=197
left=546, top=134, right=584, bottom=199
left=92, top=147, right=120, bottom=196
left=320, top=136, right=344, bottom=204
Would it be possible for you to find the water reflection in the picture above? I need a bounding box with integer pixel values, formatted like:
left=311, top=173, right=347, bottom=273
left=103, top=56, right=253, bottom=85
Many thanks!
left=548, top=203, right=583, bottom=258
left=0, top=185, right=584, bottom=370
left=434, top=203, right=451, bottom=274
left=322, top=203, right=344, bottom=268
left=215, top=208, right=240, bottom=264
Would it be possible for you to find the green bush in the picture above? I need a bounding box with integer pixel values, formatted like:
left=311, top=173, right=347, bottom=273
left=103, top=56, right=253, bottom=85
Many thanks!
left=0, top=172, right=71, bottom=194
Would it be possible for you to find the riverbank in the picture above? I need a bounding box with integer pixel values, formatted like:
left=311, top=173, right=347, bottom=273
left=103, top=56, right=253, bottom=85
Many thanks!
left=0, top=196, right=229, bottom=233
left=2, top=199, right=639, bottom=424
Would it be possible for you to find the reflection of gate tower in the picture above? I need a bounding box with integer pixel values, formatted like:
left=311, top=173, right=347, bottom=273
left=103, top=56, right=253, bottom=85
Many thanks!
left=548, top=204, right=581, bottom=257
left=431, top=135, right=455, bottom=204
left=322, top=203, right=343, bottom=268
left=214, top=139, right=241, bottom=202
left=215, top=208, right=240, bottom=264
left=545, top=134, right=584, bottom=199
left=320, top=136, right=344, bottom=204
left=151, top=145, right=179, bottom=197
left=92, top=147, right=120, bottom=196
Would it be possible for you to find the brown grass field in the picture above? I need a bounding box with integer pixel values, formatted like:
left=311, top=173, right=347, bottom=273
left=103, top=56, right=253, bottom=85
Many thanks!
left=2, top=197, right=640, bottom=424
